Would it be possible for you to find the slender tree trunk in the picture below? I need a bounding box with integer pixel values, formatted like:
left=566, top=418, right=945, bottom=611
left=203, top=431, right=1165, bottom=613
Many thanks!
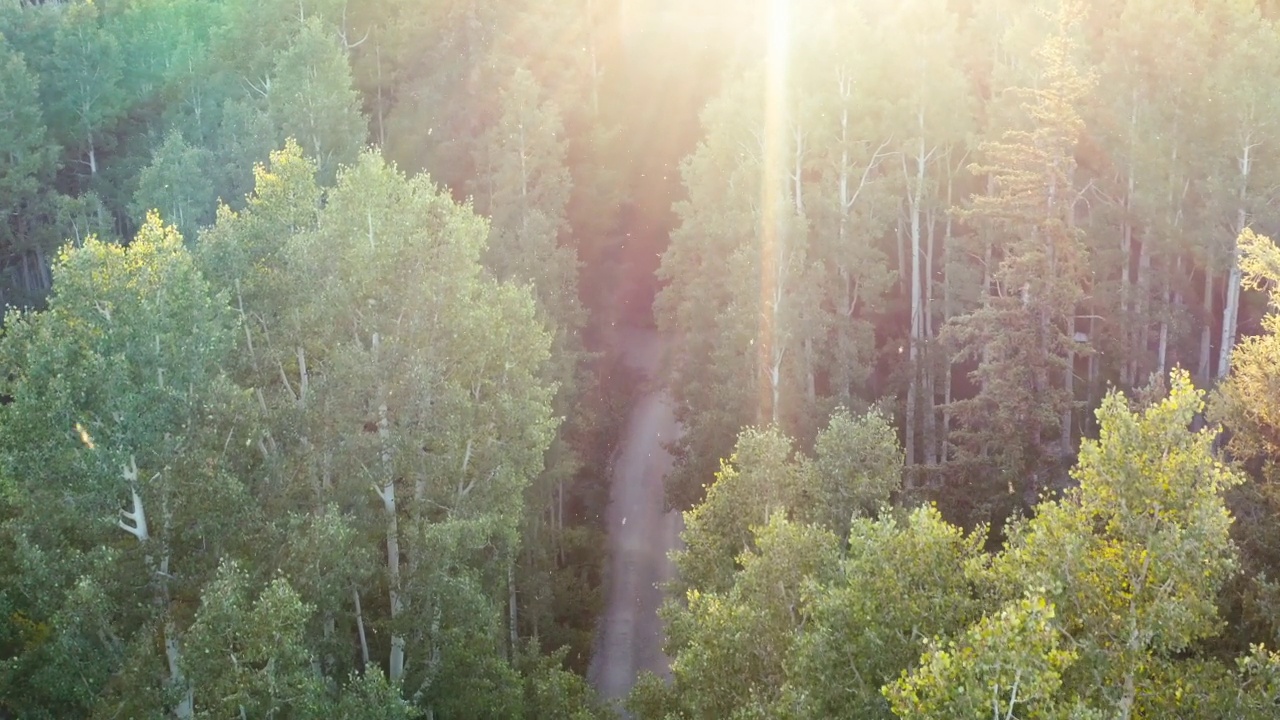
left=905, top=134, right=926, bottom=469
left=508, top=560, right=519, bottom=658
left=118, top=459, right=193, bottom=715
left=375, top=42, right=386, bottom=147
left=160, top=480, right=193, bottom=718
left=836, top=74, right=852, bottom=409
left=770, top=347, right=782, bottom=427
left=1198, top=271, right=1214, bottom=382
left=372, top=335, right=405, bottom=683
left=34, top=246, right=50, bottom=293
left=1157, top=281, right=1170, bottom=374
left=1118, top=670, right=1136, bottom=720
left=803, top=337, right=816, bottom=405
left=166, top=618, right=194, bottom=719
left=556, top=476, right=565, bottom=566
left=1159, top=256, right=1182, bottom=373
left=587, top=0, right=601, bottom=116
left=380, top=439, right=404, bottom=682
left=905, top=366, right=917, bottom=468
left=353, top=585, right=370, bottom=671
left=792, top=124, right=804, bottom=217
left=1061, top=349, right=1074, bottom=457
left=981, top=242, right=993, bottom=391
left=923, top=206, right=938, bottom=467
left=979, top=175, right=996, bottom=391
left=1120, top=96, right=1137, bottom=387
left=1087, top=315, right=1098, bottom=402
left=1120, top=201, right=1133, bottom=387
left=939, top=157, right=960, bottom=462
left=1159, top=147, right=1188, bottom=375
left=896, top=202, right=907, bottom=296
left=1135, top=234, right=1151, bottom=379
left=1218, top=171, right=1250, bottom=379
left=761, top=46, right=788, bottom=428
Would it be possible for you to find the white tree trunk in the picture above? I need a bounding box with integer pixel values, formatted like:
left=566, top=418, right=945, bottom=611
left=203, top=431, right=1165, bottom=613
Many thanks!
left=120, top=458, right=191, bottom=719
left=353, top=585, right=370, bottom=670
left=165, top=619, right=194, bottom=719
left=905, top=133, right=926, bottom=469
left=1218, top=201, right=1250, bottom=379
left=379, top=436, right=404, bottom=682
left=118, top=458, right=149, bottom=542
left=923, top=201, right=938, bottom=467
left=372, top=334, right=405, bottom=683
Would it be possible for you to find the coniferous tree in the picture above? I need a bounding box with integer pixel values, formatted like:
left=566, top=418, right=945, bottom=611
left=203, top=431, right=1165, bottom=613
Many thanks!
left=0, top=34, right=59, bottom=304
left=943, top=1, right=1095, bottom=510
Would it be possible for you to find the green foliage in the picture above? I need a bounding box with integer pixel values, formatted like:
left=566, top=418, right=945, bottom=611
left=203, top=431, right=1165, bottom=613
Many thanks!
left=14, top=0, right=1280, bottom=717
left=0, top=35, right=57, bottom=243
left=1211, top=230, right=1280, bottom=655
left=516, top=642, right=614, bottom=720
left=885, top=595, right=1084, bottom=720
left=650, top=369, right=1259, bottom=719
left=785, top=506, right=986, bottom=719
left=184, top=561, right=322, bottom=717
left=664, top=516, right=841, bottom=719
left=132, top=129, right=218, bottom=240
left=41, top=0, right=126, bottom=179
left=675, top=428, right=817, bottom=595
left=676, top=409, right=903, bottom=597
left=267, top=19, right=366, bottom=184
left=0, top=33, right=60, bottom=305
left=0, top=133, right=598, bottom=716
left=0, top=212, right=251, bottom=717
left=943, top=1, right=1096, bottom=503
left=811, top=408, right=902, bottom=534
left=997, top=370, right=1241, bottom=705
left=472, top=65, right=582, bottom=341
left=1213, top=229, right=1280, bottom=475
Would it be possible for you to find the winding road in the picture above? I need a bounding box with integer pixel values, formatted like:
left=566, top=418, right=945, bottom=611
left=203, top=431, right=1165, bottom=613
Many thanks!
left=588, top=326, right=684, bottom=712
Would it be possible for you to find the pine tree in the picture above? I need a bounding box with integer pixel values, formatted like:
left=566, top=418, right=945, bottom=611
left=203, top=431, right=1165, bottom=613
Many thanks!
left=0, top=34, right=60, bottom=305
left=944, top=1, right=1095, bottom=508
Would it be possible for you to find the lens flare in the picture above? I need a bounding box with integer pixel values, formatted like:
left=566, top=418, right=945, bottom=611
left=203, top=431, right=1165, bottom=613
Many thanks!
left=759, top=0, right=789, bottom=426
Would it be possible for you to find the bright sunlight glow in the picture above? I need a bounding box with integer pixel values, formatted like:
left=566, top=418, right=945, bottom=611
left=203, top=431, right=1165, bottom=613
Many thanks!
left=759, top=0, right=790, bottom=426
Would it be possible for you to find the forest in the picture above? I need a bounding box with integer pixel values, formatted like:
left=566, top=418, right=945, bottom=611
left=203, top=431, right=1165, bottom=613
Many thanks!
left=4, top=0, right=1280, bottom=718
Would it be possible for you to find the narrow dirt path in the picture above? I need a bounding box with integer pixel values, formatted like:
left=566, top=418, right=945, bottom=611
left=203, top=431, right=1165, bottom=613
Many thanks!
left=588, top=326, right=684, bottom=711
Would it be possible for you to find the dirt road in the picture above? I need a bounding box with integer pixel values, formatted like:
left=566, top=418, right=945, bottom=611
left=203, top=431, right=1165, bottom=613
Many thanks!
left=588, top=326, right=684, bottom=711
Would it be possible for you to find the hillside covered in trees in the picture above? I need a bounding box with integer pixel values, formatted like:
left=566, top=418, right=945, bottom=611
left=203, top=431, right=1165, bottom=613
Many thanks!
left=4, top=0, right=1280, bottom=718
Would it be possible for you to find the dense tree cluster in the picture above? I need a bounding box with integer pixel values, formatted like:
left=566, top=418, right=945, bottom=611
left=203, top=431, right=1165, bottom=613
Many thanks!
left=0, top=141, right=615, bottom=718
left=0, top=0, right=626, bottom=716
left=631, top=372, right=1280, bottom=718
left=657, top=0, right=1280, bottom=522
left=639, top=0, right=1280, bottom=715
left=6, top=0, right=1280, bottom=717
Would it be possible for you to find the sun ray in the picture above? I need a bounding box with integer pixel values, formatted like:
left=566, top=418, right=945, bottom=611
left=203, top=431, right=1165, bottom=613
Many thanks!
left=759, top=0, right=789, bottom=427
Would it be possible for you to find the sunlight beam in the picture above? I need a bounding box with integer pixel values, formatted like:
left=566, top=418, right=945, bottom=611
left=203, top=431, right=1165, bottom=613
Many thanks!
left=759, top=0, right=790, bottom=427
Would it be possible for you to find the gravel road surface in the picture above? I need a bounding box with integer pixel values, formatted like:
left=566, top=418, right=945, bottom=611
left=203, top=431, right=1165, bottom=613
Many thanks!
left=588, top=327, right=684, bottom=712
